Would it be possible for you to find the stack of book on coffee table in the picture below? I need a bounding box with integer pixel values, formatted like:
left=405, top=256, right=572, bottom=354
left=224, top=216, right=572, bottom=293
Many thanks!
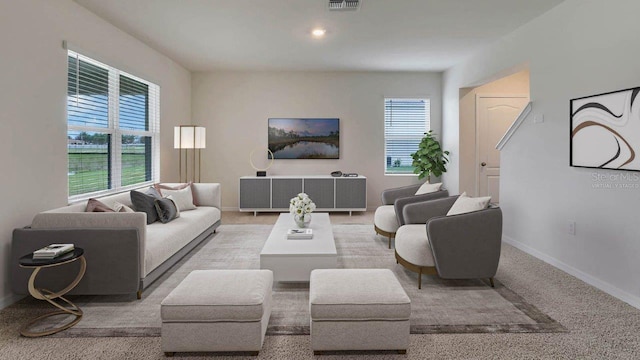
left=33, top=244, right=75, bottom=259
left=286, top=229, right=313, bottom=240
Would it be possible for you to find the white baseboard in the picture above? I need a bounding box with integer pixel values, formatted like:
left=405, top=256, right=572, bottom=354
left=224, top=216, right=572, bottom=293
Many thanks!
left=503, top=235, right=640, bottom=310
left=0, top=293, right=24, bottom=310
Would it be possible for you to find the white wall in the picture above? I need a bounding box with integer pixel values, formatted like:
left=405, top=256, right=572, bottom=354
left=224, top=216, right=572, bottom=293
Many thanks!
left=192, top=71, right=442, bottom=209
left=442, top=0, right=640, bottom=307
left=458, top=70, right=530, bottom=196
left=0, top=0, right=191, bottom=307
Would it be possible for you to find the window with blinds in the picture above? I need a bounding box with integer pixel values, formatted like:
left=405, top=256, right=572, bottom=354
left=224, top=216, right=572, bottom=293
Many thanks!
left=384, top=98, right=430, bottom=174
left=67, top=50, right=160, bottom=200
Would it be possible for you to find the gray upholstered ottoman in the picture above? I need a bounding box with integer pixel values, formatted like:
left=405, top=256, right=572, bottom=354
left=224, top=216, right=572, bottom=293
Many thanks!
left=309, top=269, right=411, bottom=354
left=161, top=270, right=273, bottom=356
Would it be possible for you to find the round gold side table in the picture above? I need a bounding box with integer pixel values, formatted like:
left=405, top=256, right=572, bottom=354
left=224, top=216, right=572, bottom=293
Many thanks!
left=18, top=248, right=86, bottom=337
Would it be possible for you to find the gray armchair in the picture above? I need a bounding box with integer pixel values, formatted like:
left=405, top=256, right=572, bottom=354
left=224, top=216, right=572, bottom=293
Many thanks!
left=374, top=184, right=449, bottom=248
left=394, top=195, right=502, bottom=289
left=381, top=184, right=423, bottom=205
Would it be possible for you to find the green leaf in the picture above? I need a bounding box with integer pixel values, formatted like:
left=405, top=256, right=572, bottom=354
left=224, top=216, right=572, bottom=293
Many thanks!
left=409, top=131, right=449, bottom=184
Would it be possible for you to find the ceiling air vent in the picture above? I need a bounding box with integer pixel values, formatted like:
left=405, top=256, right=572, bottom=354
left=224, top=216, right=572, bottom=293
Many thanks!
left=329, top=0, right=360, bottom=11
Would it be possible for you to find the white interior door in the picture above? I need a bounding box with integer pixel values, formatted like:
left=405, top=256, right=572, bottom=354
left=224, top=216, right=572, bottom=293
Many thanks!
left=477, top=96, right=528, bottom=203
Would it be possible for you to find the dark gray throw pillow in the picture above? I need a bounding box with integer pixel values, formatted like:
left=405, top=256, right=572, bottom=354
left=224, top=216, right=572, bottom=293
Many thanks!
left=154, top=197, right=179, bottom=224
left=130, top=188, right=162, bottom=224
left=145, top=187, right=162, bottom=199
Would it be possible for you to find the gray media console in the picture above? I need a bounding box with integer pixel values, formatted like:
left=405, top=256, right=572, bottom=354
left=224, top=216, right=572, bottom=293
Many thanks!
left=239, top=175, right=367, bottom=215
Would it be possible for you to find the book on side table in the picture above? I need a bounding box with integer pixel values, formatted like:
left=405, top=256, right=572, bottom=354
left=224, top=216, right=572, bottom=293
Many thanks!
left=287, top=229, right=313, bottom=240
left=33, top=244, right=75, bottom=259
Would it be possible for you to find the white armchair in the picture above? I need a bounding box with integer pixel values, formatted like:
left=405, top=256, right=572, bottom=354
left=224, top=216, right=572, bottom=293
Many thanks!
left=374, top=184, right=448, bottom=248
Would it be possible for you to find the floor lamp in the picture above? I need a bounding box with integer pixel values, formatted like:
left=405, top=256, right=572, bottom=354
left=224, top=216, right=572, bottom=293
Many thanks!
left=174, top=126, right=206, bottom=183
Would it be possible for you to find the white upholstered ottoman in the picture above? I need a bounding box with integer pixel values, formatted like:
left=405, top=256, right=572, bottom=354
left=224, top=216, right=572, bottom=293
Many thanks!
left=309, top=269, right=411, bottom=354
left=374, top=205, right=399, bottom=248
left=161, top=270, right=273, bottom=356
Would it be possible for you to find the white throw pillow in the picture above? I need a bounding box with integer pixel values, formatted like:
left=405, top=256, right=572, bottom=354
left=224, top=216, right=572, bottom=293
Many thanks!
left=113, top=201, right=135, bottom=213
left=446, top=192, right=491, bottom=216
left=161, top=187, right=196, bottom=211
left=415, top=182, right=442, bottom=195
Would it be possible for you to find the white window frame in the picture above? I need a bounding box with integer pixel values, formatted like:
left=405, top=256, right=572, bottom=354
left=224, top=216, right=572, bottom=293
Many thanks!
left=384, top=97, right=430, bottom=176
left=67, top=51, right=160, bottom=202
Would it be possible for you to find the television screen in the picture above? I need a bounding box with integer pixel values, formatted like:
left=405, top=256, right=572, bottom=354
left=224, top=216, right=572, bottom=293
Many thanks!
left=268, top=118, right=339, bottom=159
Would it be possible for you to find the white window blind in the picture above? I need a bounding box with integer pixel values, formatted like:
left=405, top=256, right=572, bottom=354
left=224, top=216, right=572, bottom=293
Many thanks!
left=384, top=98, right=430, bottom=174
left=67, top=50, right=160, bottom=201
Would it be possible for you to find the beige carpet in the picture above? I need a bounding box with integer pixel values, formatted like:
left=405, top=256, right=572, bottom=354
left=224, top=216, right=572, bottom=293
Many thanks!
left=1, top=212, right=639, bottom=359
left=19, top=224, right=561, bottom=337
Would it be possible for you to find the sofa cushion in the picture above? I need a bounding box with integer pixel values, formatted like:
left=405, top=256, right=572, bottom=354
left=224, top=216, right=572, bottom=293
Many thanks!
left=161, top=186, right=196, bottom=212
left=309, top=269, right=411, bottom=321
left=86, top=198, right=114, bottom=212
left=415, top=182, right=442, bottom=195
left=131, top=188, right=162, bottom=224
left=144, top=206, right=221, bottom=276
left=154, top=197, right=180, bottom=223
left=395, top=224, right=435, bottom=267
left=88, top=192, right=133, bottom=210
left=154, top=182, right=191, bottom=195
left=161, top=269, right=273, bottom=322
left=446, top=192, right=491, bottom=216
left=113, top=201, right=135, bottom=213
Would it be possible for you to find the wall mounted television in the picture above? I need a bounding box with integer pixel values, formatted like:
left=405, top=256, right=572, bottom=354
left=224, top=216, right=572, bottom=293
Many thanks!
left=268, top=118, right=340, bottom=159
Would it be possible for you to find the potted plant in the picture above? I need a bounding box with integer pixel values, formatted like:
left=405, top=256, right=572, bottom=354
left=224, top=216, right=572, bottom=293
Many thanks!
left=410, top=130, right=450, bottom=182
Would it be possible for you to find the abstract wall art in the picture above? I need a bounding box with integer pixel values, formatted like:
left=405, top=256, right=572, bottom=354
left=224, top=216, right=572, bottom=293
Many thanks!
left=570, top=87, right=640, bottom=171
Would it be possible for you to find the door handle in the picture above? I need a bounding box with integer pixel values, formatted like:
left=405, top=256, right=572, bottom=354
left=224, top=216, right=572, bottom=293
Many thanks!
left=481, top=162, right=487, bottom=167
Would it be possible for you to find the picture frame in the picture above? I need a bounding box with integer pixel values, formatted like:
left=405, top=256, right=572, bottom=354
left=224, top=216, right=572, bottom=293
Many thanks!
left=570, top=86, right=640, bottom=171
left=267, top=118, right=340, bottom=159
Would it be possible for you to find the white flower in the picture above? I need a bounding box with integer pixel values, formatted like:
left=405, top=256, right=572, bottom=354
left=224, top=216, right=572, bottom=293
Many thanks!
left=289, top=193, right=316, bottom=216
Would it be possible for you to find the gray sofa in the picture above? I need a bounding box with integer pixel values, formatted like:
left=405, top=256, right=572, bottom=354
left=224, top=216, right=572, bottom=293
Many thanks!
left=395, top=195, right=502, bottom=288
left=11, top=183, right=221, bottom=299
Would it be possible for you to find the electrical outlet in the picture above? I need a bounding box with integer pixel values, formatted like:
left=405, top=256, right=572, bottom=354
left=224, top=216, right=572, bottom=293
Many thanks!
left=568, top=221, right=576, bottom=235
left=534, top=114, right=545, bottom=124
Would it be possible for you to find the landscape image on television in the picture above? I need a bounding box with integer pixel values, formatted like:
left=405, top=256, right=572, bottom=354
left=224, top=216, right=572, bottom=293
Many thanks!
left=268, top=118, right=339, bottom=159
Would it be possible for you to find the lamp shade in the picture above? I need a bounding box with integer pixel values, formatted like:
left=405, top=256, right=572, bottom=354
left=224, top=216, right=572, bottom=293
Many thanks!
left=174, top=126, right=206, bottom=149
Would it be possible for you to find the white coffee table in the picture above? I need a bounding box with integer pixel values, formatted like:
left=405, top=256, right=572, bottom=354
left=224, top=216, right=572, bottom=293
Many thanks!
left=260, top=213, right=337, bottom=282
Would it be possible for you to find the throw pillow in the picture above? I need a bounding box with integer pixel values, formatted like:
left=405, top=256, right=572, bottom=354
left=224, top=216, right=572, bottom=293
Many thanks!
left=130, top=188, right=162, bottom=224
left=113, top=201, right=135, bottom=213
left=166, top=195, right=180, bottom=218
left=154, top=196, right=180, bottom=223
left=154, top=182, right=192, bottom=196
left=85, top=198, right=114, bottom=212
left=145, top=186, right=162, bottom=199
left=415, top=182, right=442, bottom=195
left=446, top=192, right=491, bottom=216
left=160, top=186, right=197, bottom=211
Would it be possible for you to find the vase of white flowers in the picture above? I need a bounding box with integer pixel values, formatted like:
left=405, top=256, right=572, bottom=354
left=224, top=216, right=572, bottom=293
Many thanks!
left=289, top=193, right=316, bottom=228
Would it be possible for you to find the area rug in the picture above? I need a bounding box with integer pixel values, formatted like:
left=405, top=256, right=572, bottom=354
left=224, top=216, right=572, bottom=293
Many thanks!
left=17, top=224, right=565, bottom=337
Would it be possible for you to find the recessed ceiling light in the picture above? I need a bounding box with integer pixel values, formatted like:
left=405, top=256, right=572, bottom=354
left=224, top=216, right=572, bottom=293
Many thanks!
left=311, top=28, right=327, bottom=38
